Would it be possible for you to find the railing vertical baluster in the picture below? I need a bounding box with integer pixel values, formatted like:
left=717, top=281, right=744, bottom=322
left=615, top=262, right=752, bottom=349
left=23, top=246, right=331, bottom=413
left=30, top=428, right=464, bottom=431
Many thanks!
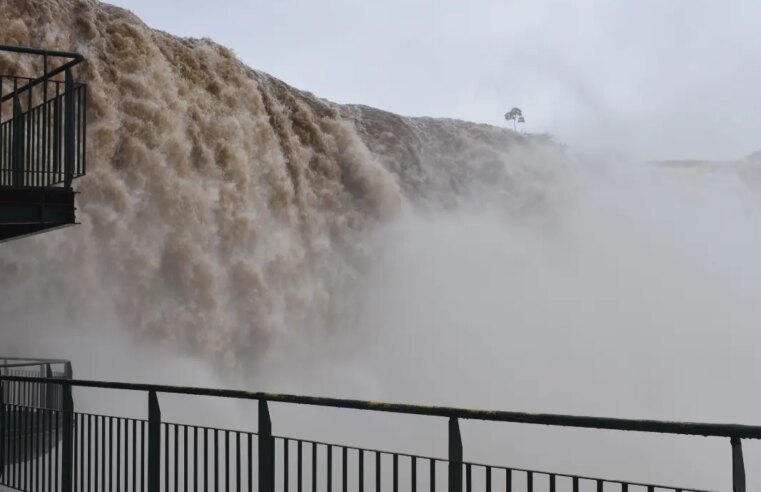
left=358, top=450, right=364, bottom=492
left=29, top=398, right=34, bottom=489
left=81, top=83, right=87, bottom=175
left=54, top=409, right=59, bottom=492
left=92, top=414, right=98, bottom=492
left=505, top=469, right=511, bottom=492
left=33, top=93, right=38, bottom=186
left=213, top=429, right=217, bottom=491
left=622, top=482, right=628, bottom=491
left=430, top=459, right=435, bottom=492
left=298, top=441, right=303, bottom=492
left=77, top=414, right=86, bottom=490
left=48, top=407, right=53, bottom=492
left=131, top=419, right=136, bottom=492
left=42, top=61, right=47, bottom=185
left=224, top=430, right=229, bottom=492
left=53, top=82, right=60, bottom=179
left=161, top=422, right=172, bottom=492
left=102, top=416, right=107, bottom=492
left=465, top=464, right=471, bottom=492
left=109, top=417, right=114, bottom=492
left=147, top=391, right=161, bottom=492
left=327, top=445, right=333, bottom=491
left=75, top=83, right=81, bottom=179
left=312, top=442, right=317, bottom=492
left=375, top=451, right=381, bottom=492
left=63, top=68, right=74, bottom=188
left=236, top=432, right=240, bottom=492
left=549, top=474, right=555, bottom=492
left=527, top=471, right=532, bottom=492
left=12, top=397, right=17, bottom=488
left=176, top=425, right=181, bottom=492
left=61, top=382, right=73, bottom=492
left=119, top=418, right=124, bottom=492
left=731, top=437, right=746, bottom=492
left=412, top=456, right=417, bottom=492
left=25, top=76, right=31, bottom=186
left=204, top=428, right=208, bottom=492
left=393, top=453, right=398, bottom=492
left=44, top=407, right=49, bottom=492
left=341, top=446, right=346, bottom=492
left=21, top=375, right=25, bottom=490
left=448, top=418, right=463, bottom=492
left=259, top=400, right=274, bottom=492
left=126, top=419, right=131, bottom=492
left=246, top=432, right=251, bottom=492
left=573, top=476, right=579, bottom=492
left=485, top=467, right=491, bottom=492
left=11, top=91, right=24, bottom=187
left=196, top=426, right=200, bottom=492
left=193, top=427, right=198, bottom=492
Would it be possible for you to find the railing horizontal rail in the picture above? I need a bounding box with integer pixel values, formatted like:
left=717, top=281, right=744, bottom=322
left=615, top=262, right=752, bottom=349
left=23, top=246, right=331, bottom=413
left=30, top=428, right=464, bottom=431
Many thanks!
left=0, top=362, right=68, bottom=370
left=0, top=45, right=84, bottom=60
left=0, top=45, right=84, bottom=103
left=2, top=375, right=761, bottom=440
left=0, top=358, right=70, bottom=363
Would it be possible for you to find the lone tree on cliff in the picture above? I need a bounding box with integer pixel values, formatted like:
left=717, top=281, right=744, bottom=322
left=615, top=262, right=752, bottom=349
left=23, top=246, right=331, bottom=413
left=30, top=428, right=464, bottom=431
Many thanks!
left=505, top=107, right=525, bottom=131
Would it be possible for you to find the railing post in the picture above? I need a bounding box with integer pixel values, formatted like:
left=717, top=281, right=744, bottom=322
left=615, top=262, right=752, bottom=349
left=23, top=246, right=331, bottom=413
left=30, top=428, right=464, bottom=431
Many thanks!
left=449, top=417, right=463, bottom=492
left=148, top=391, right=161, bottom=492
left=63, top=68, right=75, bottom=189
left=731, top=437, right=746, bottom=492
left=44, top=364, right=53, bottom=410
left=11, top=94, right=24, bottom=187
left=259, top=399, right=275, bottom=491
left=61, top=381, right=74, bottom=492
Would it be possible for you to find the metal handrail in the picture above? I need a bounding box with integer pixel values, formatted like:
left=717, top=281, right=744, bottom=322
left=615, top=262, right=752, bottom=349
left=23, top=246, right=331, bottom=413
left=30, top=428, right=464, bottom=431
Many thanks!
left=0, top=372, right=743, bottom=491
left=1, top=374, right=759, bottom=439
left=0, top=45, right=84, bottom=103
left=0, top=359, right=70, bottom=371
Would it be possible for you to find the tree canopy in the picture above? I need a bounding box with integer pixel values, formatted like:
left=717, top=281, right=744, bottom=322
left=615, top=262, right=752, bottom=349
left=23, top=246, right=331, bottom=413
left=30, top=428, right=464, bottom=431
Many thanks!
left=505, top=107, right=525, bottom=130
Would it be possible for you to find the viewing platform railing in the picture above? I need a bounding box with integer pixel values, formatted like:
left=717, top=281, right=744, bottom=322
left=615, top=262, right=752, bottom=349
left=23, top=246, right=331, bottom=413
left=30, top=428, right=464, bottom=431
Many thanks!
left=1, top=370, right=752, bottom=492
left=0, top=45, right=86, bottom=189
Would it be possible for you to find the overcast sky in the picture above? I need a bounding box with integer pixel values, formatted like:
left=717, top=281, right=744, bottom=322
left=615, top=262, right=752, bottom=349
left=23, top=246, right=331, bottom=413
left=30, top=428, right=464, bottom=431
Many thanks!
left=110, top=0, right=761, bottom=161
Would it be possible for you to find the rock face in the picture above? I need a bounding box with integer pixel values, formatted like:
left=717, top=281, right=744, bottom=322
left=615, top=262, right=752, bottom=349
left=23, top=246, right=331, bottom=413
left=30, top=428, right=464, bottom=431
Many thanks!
left=0, top=0, right=552, bottom=367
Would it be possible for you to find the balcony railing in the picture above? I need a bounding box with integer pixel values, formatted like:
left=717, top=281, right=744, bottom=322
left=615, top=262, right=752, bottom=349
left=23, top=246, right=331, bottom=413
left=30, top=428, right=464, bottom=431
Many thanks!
left=0, top=369, right=753, bottom=492
left=0, top=45, right=86, bottom=188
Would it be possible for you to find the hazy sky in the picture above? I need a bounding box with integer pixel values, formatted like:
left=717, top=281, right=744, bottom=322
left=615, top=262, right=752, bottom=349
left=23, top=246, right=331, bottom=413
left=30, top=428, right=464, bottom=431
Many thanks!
left=110, top=0, right=761, bottom=161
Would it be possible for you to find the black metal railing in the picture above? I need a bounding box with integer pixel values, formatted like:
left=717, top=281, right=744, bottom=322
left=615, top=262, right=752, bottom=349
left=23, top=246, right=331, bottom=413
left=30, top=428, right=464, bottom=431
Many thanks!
left=0, top=359, right=72, bottom=409
left=0, top=358, right=72, bottom=490
left=0, top=372, right=752, bottom=492
left=0, top=46, right=86, bottom=188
